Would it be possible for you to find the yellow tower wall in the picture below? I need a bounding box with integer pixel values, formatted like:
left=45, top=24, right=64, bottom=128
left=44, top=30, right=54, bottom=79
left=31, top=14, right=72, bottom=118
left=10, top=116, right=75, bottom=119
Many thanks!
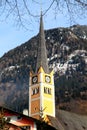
left=29, top=66, right=55, bottom=119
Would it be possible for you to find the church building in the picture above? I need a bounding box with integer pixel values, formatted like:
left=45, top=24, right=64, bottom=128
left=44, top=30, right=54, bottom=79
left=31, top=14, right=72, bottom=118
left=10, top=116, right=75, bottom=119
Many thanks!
left=29, top=12, right=55, bottom=120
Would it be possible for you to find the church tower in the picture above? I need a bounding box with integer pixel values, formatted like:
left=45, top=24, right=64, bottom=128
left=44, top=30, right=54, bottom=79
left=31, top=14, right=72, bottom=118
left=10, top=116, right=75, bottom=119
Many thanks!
left=29, top=13, right=55, bottom=120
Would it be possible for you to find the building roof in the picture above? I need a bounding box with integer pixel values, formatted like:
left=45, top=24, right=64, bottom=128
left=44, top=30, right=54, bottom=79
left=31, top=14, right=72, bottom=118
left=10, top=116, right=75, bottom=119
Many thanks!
left=6, top=123, right=24, bottom=130
left=56, top=110, right=87, bottom=130
left=36, top=12, right=49, bottom=73
left=0, top=106, right=56, bottom=130
left=47, top=115, right=64, bottom=130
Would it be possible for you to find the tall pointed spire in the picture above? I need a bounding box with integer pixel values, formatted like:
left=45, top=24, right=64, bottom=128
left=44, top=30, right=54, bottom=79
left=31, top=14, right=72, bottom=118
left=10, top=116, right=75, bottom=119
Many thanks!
left=36, top=12, right=49, bottom=73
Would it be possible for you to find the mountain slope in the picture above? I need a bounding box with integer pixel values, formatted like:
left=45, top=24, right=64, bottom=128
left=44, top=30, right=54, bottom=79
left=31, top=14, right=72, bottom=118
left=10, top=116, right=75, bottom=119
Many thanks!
left=0, top=25, right=87, bottom=114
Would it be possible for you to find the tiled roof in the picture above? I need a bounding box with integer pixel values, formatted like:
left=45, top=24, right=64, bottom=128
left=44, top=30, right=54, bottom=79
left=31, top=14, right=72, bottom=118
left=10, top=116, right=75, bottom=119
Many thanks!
left=47, top=115, right=64, bottom=130
left=56, top=110, right=87, bottom=130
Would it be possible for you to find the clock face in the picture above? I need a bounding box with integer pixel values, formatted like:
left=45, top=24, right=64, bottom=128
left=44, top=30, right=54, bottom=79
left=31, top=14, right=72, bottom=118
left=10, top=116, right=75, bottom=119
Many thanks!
left=45, top=76, right=51, bottom=83
left=32, top=76, right=38, bottom=84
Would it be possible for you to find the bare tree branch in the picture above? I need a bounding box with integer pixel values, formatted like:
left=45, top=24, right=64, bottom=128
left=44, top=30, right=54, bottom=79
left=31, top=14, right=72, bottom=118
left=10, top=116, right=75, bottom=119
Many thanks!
left=5, top=1, right=17, bottom=19
left=0, top=0, right=87, bottom=28
left=43, top=0, right=55, bottom=15
left=75, top=0, right=87, bottom=7
left=23, top=0, right=39, bottom=17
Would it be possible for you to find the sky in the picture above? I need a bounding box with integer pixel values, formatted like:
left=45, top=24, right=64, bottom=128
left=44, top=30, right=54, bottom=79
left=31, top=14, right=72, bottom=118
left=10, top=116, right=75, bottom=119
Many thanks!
left=0, top=0, right=87, bottom=58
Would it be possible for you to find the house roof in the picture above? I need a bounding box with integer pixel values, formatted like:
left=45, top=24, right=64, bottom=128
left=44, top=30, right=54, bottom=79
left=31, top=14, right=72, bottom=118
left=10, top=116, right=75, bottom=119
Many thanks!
left=6, top=123, right=24, bottom=130
left=47, top=115, right=64, bottom=130
left=56, top=110, right=87, bottom=130
left=0, top=106, right=56, bottom=130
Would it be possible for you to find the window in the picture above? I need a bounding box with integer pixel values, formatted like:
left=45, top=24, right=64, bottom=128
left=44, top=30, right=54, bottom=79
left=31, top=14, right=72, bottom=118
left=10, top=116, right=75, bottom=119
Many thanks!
left=44, top=87, right=51, bottom=95
left=23, top=126, right=31, bottom=130
left=32, top=87, right=39, bottom=95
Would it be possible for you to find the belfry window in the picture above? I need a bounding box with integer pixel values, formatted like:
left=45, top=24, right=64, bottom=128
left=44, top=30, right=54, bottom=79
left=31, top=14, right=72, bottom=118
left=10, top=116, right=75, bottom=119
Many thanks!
left=32, top=87, right=39, bottom=95
left=44, top=87, right=51, bottom=95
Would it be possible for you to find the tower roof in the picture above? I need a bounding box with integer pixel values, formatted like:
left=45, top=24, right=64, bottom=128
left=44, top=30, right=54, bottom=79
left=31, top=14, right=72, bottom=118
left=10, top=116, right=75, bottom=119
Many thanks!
left=36, top=13, right=49, bottom=73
